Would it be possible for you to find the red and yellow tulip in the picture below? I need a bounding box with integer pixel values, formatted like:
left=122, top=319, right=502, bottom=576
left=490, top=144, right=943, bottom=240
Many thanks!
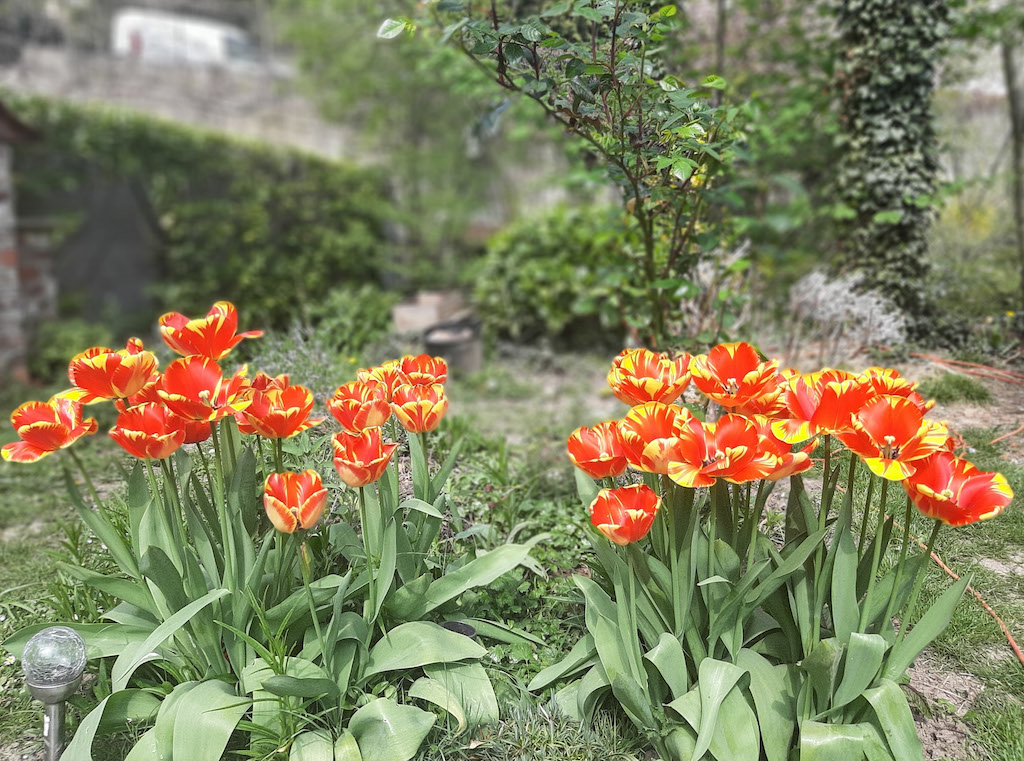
left=589, top=484, right=661, bottom=545
left=1, top=397, right=98, bottom=463
left=109, top=403, right=187, bottom=460
left=157, top=356, right=250, bottom=423
left=904, top=451, right=1013, bottom=526
left=667, top=414, right=777, bottom=488
left=567, top=420, right=628, bottom=479
left=65, top=338, right=158, bottom=404
left=328, top=380, right=392, bottom=432
left=159, top=301, right=262, bottom=360
left=357, top=361, right=408, bottom=402
left=332, top=428, right=399, bottom=488
left=391, top=383, right=449, bottom=434
left=607, top=348, right=692, bottom=406
left=838, top=396, right=949, bottom=480
left=239, top=383, right=323, bottom=439
left=263, top=470, right=329, bottom=533
left=750, top=415, right=816, bottom=481
left=773, top=369, right=875, bottom=443
left=617, top=402, right=697, bottom=474
left=400, top=354, right=448, bottom=385
left=690, top=342, right=778, bottom=409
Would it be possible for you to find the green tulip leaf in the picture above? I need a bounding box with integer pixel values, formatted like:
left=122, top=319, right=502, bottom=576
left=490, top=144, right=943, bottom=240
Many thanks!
left=290, top=730, right=335, bottom=761
left=862, top=679, right=925, bottom=761
left=884, top=574, right=970, bottom=680
left=349, top=698, right=436, bottom=761
left=362, top=621, right=486, bottom=677
left=424, top=661, right=499, bottom=728
left=832, top=632, right=886, bottom=711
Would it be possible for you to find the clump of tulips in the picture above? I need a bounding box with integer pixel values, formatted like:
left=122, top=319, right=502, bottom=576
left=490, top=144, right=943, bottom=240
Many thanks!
left=3, top=302, right=538, bottom=761
left=548, top=343, right=1012, bottom=761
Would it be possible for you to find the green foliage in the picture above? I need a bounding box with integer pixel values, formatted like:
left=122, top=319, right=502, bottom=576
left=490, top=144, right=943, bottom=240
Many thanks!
left=916, top=372, right=993, bottom=405
left=7, top=92, right=392, bottom=328
left=834, top=0, right=949, bottom=327
left=471, top=206, right=629, bottom=345
left=27, top=318, right=115, bottom=385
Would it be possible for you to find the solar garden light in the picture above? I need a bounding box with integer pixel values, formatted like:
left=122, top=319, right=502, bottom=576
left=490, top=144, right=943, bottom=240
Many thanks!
left=21, top=626, right=87, bottom=761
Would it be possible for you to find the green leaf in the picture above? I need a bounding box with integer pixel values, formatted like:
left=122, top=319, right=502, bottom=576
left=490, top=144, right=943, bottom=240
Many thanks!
left=643, top=632, right=689, bottom=700
left=884, top=574, right=969, bottom=680
left=575, top=576, right=637, bottom=687
left=862, top=679, right=925, bottom=761
left=349, top=698, right=435, bottom=761
left=170, top=680, right=249, bottom=761
left=64, top=469, right=140, bottom=579
left=61, top=695, right=111, bottom=761
left=701, top=75, right=727, bottom=90
left=111, top=587, right=230, bottom=691
left=396, top=498, right=443, bottom=519
left=423, top=661, right=498, bottom=729
left=831, top=528, right=860, bottom=643
left=95, top=689, right=161, bottom=735
left=457, top=617, right=544, bottom=646
left=802, top=638, right=844, bottom=709
left=290, top=730, right=334, bottom=761
left=409, top=677, right=468, bottom=734
left=693, top=658, right=748, bottom=761
left=736, top=649, right=795, bottom=761
left=871, top=210, right=904, bottom=224
left=574, top=468, right=599, bottom=506
left=376, top=18, right=411, bottom=39
left=362, top=622, right=486, bottom=678
left=4, top=622, right=151, bottom=660
left=334, top=730, right=362, bottom=761
left=263, top=675, right=340, bottom=700
left=831, top=633, right=886, bottom=711
left=799, top=721, right=867, bottom=761
left=667, top=682, right=760, bottom=761
left=528, top=634, right=596, bottom=692
left=57, top=563, right=154, bottom=612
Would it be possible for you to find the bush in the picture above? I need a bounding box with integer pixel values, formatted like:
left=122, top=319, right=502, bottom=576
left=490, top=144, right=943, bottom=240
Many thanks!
left=27, top=318, right=114, bottom=384
left=917, top=371, right=993, bottom=405
left=470, top=206, right=627, bottom=347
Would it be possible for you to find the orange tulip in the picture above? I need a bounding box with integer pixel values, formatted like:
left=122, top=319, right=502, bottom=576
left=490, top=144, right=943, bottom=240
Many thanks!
left=239, top=383, right=323, bottom=439
left=245, top=371, right=291, bottom=395
left=772, top=370, right=876, bottom=443
left=690, top=342, right=778, bottom=409
left=400, top=354, right=448, bottom=385
left=65, top=337, right=158, bottom=403
left=904, top=452, right=1013, bottom=526
left=750, top=415, right=816, bottom=481
left=567, top=421, right=628, bottom=479
left=332, top=428, right=399, bottom=488
left=109, top=403, right=187, bottom=460
left=159, top=301, right=262, bottom=360
left=263, top=470, right=329, bottom=533
left=157, top=356, right=250, bottom=423
left=357, top=361, right=408, bottom=402
left=838, top=396, right=949, bottom=480
left=328, top=380, right=392, bottom=432
left=391, top=383, right=449, bottom=433
left=1, top=397, right=98, bottom=463
left=859, top=367, right=935, bottom=414
left=617, top=402, right=697, bottom=474
left=607, top=348, right=692, bottom=406
left=182, top=418, right=213, bottom=444
left=589, top=484, right=661, bottom=545
left=667, top=414, right=776, bottom=488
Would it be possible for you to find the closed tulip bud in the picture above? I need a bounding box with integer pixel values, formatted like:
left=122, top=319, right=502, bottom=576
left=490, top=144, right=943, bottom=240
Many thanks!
left=264, top=470, right=329, bottom=533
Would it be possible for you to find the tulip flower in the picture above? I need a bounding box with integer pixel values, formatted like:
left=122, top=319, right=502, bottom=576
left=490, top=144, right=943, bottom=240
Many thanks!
left=567, top=421, right=628, bottom=479
left=400, top=354, right=448, bottom=385
left=109, top=403, right=187, bottom=460
left=159, top=301, right=262, bottom=360
left=667, top=414, right=777, bottom=488
left=1, top=397, right=98, bottom=463
left=860, top=367, right=934, bottom=414
left=328, top=380, right=392, bottom=432
left=263, top=470, right=329, bottom=533
left=157, top=356, right=250, bottom=423
left=391, top=383, right=449, bottom=433
left=607, top=348, right=692, bottom=406
left=617, top=402, right=697, bottom=474
left=690, top=342, right=779, bottom=409
left=903, top=452, right=1013, bottom=526
left=357, top=361, right=408, bottom=402
left=838, top=396, right=949, bottom=481
left=333, top=428, right=400, bottom=488
left=772, top=370, right=876, bottom=443
left=245, top=371, right=291, bottom=395
left=65, top=338, right=158, bottom=404
left=750, top=415, right=816, bottom=481
left=239, top=383, right=323, bottom=439
left=589, top=484, right=661, bottom=545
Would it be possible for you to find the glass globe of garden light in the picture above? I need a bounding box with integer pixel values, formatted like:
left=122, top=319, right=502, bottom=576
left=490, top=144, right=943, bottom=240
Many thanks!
left=21, top=626, right=87, bottom=761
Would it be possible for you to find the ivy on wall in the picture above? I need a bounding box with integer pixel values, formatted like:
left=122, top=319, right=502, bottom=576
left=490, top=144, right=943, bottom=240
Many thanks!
left=7, top=92, right=392, bottom=327
left=834, top=0, right=949, bottom=330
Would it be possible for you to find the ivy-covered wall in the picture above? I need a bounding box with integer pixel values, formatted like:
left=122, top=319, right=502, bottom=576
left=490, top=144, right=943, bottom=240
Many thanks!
left=834, top=0, right=949, bottom=329
left=7, top=92, right=392, bottom=331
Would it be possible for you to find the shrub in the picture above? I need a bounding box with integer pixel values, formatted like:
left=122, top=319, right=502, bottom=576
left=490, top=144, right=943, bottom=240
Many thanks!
left=27, top=318, right=114, bottom=384
left=917, top=372, right=993, bottom=405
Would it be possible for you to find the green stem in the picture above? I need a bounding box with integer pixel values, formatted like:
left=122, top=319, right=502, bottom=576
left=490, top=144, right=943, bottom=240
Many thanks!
left=222, top=416, right=238, bottom=471
left=858, top=477, right=891, bottom=632
left=209, top=422, right=233, bottom=588
left=68, top=448, right=103, bottom=509
left=159, top=457, right=188, bottom=546
left=145, top=460, right=183, bottom=572
left=358, top=486, right=376, bottom=623
left=894, top=520, right=942, bottom=648
left=274, top=438, right=285, bottom=474
left=881, top=494, right=915, bottom=628
left=857, top=473, right=877, bottom=559
left=300, top=538, right=331, bottom=674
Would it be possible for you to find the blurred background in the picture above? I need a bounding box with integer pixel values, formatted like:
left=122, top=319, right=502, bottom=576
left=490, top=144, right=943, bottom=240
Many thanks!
left=0, top=0, right=1019, bottom=385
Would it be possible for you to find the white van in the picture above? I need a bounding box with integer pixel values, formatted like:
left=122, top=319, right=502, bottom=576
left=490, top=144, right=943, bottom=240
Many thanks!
left=110, top=8, right=260, bottom=68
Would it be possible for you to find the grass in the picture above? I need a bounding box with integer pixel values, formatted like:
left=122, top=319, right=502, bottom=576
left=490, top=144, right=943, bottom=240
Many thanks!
left=916, top=372, right=994, bottom=405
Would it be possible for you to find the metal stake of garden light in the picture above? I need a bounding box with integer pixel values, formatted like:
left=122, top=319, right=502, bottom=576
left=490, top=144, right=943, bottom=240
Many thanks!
left=21, top=626, right=87, bottom=761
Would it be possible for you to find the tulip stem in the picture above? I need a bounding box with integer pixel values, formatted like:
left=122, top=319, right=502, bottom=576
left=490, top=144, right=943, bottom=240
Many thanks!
left=145, top=459, right=184, bottom=573
left=159, top=457, right=188, bottom=547
left=300, top=538, right=331, bottom=674
left=858, top=477, right=890, bottom=632
left=894, top=520, right=942, bottom=649
left=857, top=473, right=877, bottom=559
left=881, top=494, right=915, bottom=630
left=358, top=486, right=376, bottom=623
left=274, top=439, right=284, bottom=473
left=222, top=417, right=238, bottom=471
left=68, top=448, right=103, bottom=511
left=209, top=422, right=234, bottom=589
